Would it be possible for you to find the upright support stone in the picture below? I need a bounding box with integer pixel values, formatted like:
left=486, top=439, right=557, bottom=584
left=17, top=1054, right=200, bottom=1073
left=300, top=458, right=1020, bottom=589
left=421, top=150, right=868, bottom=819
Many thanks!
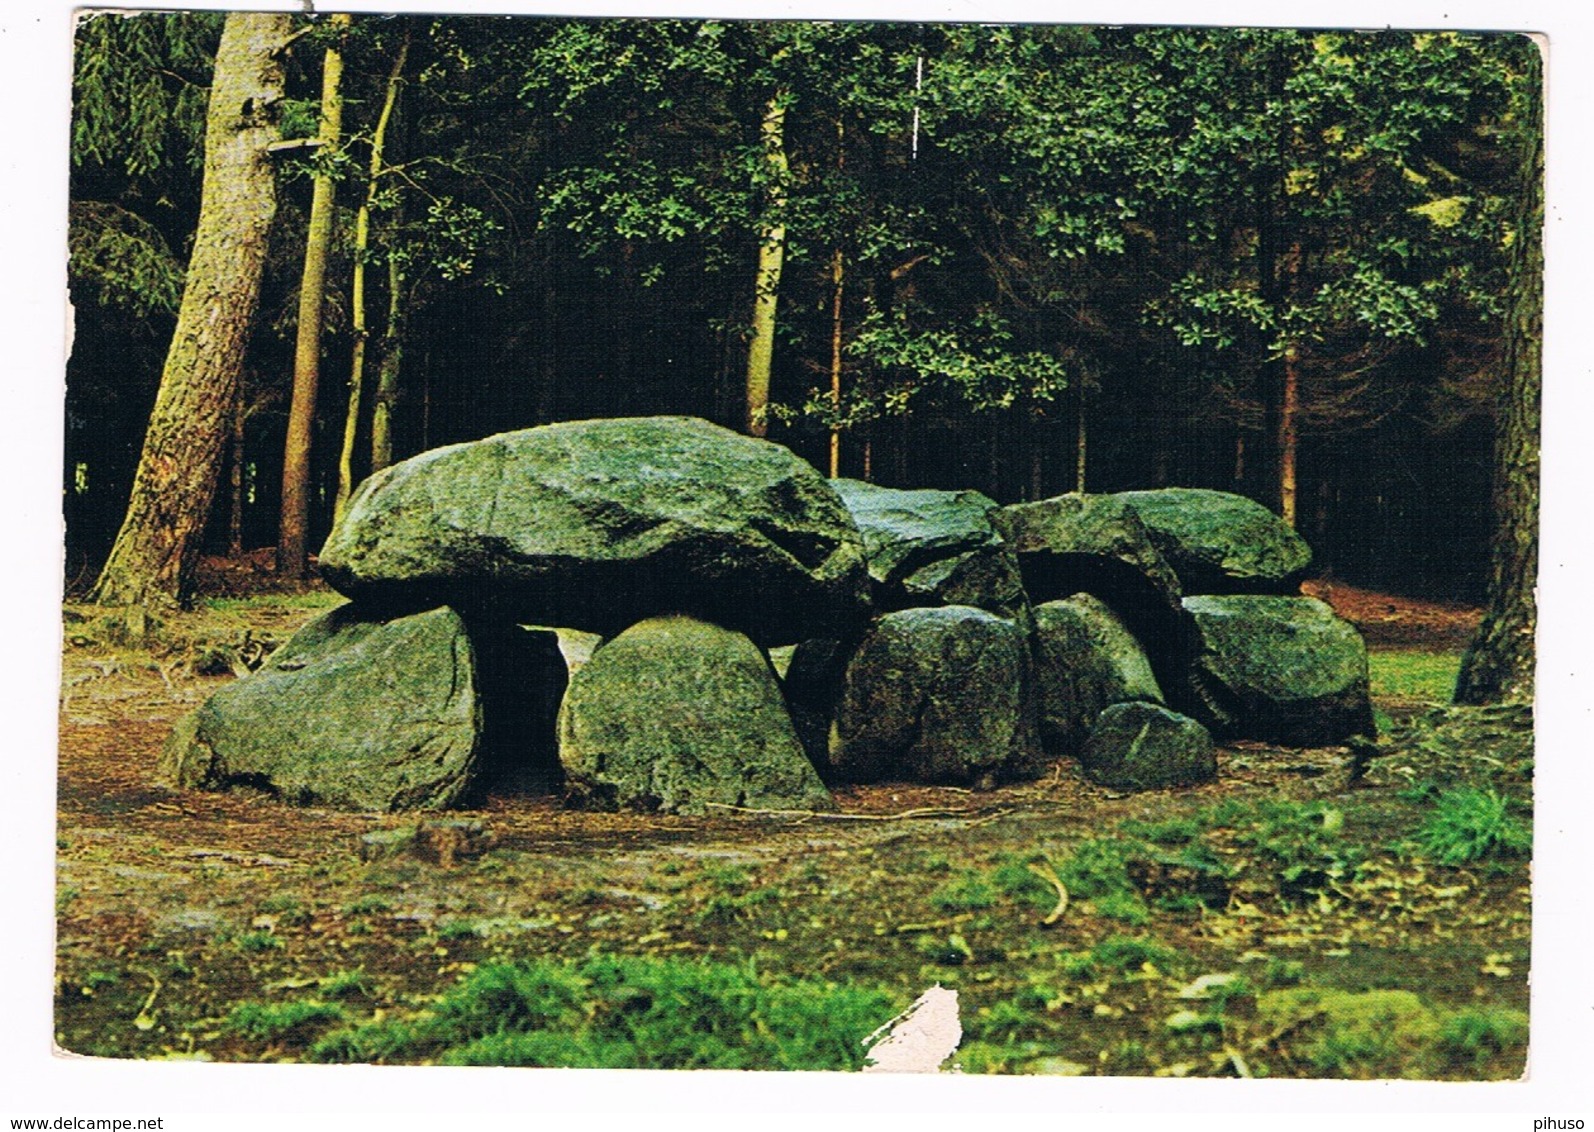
left=160, top=604, right=482, bottom=811
left=558, top=615, right=834, bottom=815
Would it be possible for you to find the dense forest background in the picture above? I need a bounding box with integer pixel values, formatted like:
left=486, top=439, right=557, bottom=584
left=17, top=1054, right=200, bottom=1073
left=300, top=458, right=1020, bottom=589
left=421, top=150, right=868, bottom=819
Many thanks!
left=64, top=14, right=1539, bottom=602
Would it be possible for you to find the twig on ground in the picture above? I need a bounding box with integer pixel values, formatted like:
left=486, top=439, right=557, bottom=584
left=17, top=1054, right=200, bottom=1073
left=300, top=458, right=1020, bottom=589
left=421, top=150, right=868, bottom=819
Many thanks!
left=1027, top=860, right=1070, bottom=926
left=702, top=802, right=977, bottom=822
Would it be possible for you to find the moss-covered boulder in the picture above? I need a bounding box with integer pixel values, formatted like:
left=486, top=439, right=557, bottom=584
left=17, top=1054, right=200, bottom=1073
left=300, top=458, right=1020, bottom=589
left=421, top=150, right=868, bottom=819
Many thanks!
left=1116, top=488, right=1312, bottom=594
left=831, top=479, right=1029, bottom=619
left=160, top=604, right=482, bottom=811
left=557, top=615, right=833, bottom=815
left=319, top=416, right=870, bottom=646
left=1179, top=595, right=1375, bottom=745
left=1078, top=702, right=1216, bottom=790
left=1032, top=594, right=1165, bottom=755
left=829, top=606, right=1042, bottom=786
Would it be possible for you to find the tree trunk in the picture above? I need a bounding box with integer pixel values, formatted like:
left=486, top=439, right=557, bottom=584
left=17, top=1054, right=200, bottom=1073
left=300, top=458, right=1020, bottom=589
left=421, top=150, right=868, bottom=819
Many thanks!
left=1279, top=341, right=1300, bottom=528
left=335, top=32, right=408, bottom=523
left=278, top=12, right=350, bottom=578
left=90, top=12, right=291, bottom=608
left=370, top=248, right=406, bottom=472
left=744, top=91, right=789, bottom=437
left=1455, top=83, right=1542, bottom=706
left=828, top=244, right=845, bottom=477
left=228, top=393, right=246, bottom=558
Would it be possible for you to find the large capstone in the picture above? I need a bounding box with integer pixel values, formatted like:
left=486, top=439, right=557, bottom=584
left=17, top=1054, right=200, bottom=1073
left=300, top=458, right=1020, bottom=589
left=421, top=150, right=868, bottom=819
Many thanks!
left=995, top=493, right=1183, bottom=636
left=1115, top=488, right=1311, bottom=594
left=1032, top=594, right=1165, bottom=756
left=159, top=604, right=481, bottom=811
left=1079, top=702, right=1217, bottom=790
left=557, top=615, right=834, bottom=815
left=829, top=606, right=1042, bottom=787
left=1179, top=595, right=1375, bottom=745
left=319, top=416, right=871, bottom=646
left=831, top=479, right=1029, bottom=619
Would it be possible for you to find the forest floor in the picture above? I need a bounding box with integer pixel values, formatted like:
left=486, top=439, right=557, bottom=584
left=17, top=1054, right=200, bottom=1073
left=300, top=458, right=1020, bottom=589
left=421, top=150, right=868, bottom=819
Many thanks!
left=53, top=572, right=1532, bottom=1079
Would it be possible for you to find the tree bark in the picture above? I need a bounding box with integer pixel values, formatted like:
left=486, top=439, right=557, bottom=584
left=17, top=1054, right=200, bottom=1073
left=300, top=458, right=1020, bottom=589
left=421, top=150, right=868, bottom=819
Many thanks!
left=370, top=245, right=406, bottom=472
left=90, top=12, right=291, bottom=608
left=228, top=392, right=246, bottom=558
left=278, top=12, right=350, bottom=577
left=1279, top=341, right=1300, bottom=528
left=335, top=31, right=408, bottom=523
left=1455, top=79, right=1542, bottom=706
left=744, top=91, right=789, bottom=437
left=828, top=244, right=845, bottom=477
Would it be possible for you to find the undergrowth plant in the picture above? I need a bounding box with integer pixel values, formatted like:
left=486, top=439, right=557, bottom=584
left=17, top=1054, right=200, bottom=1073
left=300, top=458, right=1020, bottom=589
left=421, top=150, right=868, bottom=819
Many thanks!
left=1415, top=787, right=1531, bottom=865
left=310, top=953, right=899, bottom=1071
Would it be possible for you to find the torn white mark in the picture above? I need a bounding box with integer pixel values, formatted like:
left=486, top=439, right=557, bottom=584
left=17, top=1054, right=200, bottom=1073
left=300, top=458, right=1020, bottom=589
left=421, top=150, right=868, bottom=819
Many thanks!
left=862, top=985, right=961, bottom=1073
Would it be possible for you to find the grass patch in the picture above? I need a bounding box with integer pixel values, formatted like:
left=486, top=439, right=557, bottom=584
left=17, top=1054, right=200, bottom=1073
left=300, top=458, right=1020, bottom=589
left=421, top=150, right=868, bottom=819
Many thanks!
left=1368, top=648, right=1462, bottom=701
left=1437, top=1007, right=1529, bottom=1072
left=1415, top=787, right=1531, bottom=865
left=224, top=1000, right=347, bottom=1043
left=1053, top=839, right=1150, bottom=923
left=310, top=953, right=899, bottom=1070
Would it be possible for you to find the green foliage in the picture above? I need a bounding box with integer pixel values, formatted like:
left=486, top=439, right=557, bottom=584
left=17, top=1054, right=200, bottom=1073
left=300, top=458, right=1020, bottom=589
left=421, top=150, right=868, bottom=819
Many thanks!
left=310, top=954, right=898, bottom=1070
left=233, top=931, right=283, bottom=953
left=67, top=201, right=184, bottom=319
left=72, top=11, right=222, bottom=178
left=1415, top=787, right=1531, bottom=865
left=224, top=1000, right=347, bottom=1042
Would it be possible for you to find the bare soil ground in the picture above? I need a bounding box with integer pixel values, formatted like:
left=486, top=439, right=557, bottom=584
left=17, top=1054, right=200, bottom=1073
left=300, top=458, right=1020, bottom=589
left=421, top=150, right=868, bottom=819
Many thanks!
left=54, top=577, right=1530, bottom=1077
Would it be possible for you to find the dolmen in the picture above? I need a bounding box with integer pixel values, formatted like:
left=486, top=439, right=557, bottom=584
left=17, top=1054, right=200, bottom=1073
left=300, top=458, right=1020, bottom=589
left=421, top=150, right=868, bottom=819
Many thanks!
left=162, top=416, right=1375, bottom=813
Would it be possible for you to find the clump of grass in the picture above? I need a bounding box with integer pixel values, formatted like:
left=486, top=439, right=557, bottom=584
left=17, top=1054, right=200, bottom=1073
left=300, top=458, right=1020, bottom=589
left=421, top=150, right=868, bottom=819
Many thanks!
left=224, top=1000, right=347, bottom=1043
left=1054, top=838, right=1149, bottom=923
left=1062, top=934, right=1182, bottom=980
left=1204, top=798, right=1361, bottom=895
left=310, top=954, right=899, bottom=1071
left=257, top=893, right=312, bottom=927
left=233, top=930, right=282, bottom=953
left=1415, top=787, right=1531, bottom=865
left=930, top=871, right=997, bottom=912
left=1437, top=1007, right=1529, bottom=1072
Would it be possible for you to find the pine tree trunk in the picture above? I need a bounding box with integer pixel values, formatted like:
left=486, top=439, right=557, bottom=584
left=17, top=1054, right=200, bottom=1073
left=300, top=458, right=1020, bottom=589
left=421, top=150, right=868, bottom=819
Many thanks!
left=90, top=12, right=291, bottom=608
left=745, top=91, right=789, bottom=438
left=278, top=12, right=350, bottom=578
left=228, top=394, right=246, bottom=558
left=1455, top=85, right=1542, bottom=706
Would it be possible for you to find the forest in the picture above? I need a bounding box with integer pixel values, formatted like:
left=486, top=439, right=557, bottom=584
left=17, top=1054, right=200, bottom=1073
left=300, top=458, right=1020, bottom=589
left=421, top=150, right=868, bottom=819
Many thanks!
left=53, top=11, right=1542, bottom=1081
left=67, top=14, right=1538, bottom=604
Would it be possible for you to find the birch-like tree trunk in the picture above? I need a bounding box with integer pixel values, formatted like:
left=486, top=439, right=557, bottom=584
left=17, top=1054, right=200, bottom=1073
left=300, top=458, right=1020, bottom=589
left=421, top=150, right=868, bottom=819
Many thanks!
left=278, top=12, right=350, bottom=577
left=744, top=91, right=788, bottom=438
left=334, top=31, right=408, bottom=523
